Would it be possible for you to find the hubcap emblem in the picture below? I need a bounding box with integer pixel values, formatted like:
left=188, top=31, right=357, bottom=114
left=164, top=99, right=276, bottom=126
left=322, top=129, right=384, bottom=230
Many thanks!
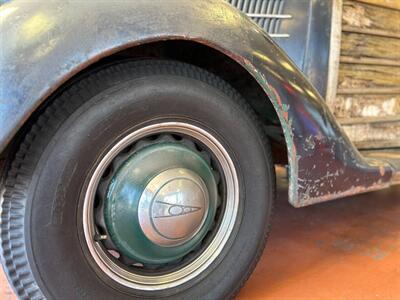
left=138, top=168, right=209, bottom=247
left=153, top=202, right=201, bottom=218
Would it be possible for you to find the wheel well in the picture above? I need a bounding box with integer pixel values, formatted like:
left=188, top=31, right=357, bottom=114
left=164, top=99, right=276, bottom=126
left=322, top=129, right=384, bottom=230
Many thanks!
left=3, top=40, right=287, bottom=165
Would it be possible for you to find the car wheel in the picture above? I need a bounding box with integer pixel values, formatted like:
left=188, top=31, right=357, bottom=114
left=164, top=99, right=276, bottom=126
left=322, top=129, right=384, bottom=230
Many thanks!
left=1, top=60, right=275, bottom=299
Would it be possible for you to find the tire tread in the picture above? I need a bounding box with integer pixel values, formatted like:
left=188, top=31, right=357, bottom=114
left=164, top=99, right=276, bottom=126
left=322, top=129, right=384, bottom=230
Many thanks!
left=1, top=60, right=275, bottom=299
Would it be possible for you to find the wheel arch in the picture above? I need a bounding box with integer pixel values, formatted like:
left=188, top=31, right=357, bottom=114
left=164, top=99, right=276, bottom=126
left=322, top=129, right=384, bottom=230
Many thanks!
left=1, top=0, right=390, bottom=206
left=1, top=38, right=288, bottom=163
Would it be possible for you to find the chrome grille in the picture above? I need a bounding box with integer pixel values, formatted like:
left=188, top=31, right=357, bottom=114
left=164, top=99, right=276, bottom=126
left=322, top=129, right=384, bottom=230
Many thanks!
left=228, top=0, right=291, bottom=38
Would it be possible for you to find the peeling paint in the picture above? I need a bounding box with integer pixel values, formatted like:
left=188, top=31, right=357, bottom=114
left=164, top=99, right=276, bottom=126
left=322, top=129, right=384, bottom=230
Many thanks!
left=304, top=136, right=316, bottom=151
left=0, top=0, right=397, bottom=209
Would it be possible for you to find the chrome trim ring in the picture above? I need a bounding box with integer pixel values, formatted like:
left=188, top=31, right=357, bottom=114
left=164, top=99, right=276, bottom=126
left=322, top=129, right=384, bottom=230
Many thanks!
left=82, top=122, right=239, bottom=291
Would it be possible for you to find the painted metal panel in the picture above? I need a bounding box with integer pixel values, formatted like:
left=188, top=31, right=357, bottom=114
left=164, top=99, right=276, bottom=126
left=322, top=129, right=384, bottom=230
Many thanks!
left=0, top=0, right=396, bottom=206
left=229, top=0, right=333, bottom=98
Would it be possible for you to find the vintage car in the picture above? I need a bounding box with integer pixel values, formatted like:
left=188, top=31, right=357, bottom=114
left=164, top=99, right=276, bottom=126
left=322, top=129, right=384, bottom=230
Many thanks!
left=0, top=0, right=399, bottom=299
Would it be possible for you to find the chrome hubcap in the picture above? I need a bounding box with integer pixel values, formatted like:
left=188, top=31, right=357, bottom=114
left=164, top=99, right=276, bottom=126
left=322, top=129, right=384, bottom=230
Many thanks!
left=103, top=142, right=218, bottom=264
left=138, top=168, right=209, bottom=247
left=82, top=122, right=239, bottom=291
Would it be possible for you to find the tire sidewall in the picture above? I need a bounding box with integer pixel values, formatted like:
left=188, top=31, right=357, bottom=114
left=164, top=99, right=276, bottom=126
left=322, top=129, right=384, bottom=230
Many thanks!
left=26, top=75, right=273, bottom=299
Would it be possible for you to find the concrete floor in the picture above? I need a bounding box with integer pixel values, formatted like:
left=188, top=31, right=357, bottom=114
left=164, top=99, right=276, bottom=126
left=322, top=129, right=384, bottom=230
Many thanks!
left=237, top=170, right=400, bottom=299
left=1, top=169, right=399, bottom=299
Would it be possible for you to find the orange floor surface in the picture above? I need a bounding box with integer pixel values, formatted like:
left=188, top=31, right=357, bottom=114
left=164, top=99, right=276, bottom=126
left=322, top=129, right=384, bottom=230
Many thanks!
left=1, top=170, right=399, bottom=299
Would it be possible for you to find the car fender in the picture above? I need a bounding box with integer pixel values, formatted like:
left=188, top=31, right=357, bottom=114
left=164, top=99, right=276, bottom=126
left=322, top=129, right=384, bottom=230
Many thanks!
left=0, top=0, right=392, bottom=206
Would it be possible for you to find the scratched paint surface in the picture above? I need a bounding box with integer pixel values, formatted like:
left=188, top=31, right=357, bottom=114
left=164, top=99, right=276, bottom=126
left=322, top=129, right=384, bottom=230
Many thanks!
left=0, top=0, right=398, bottom=207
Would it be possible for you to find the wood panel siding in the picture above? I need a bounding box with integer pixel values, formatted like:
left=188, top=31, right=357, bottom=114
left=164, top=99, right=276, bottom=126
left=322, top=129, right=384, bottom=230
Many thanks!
left=354, top=0, right=400, bottom=11
left=341, top=33, right=400, bottom=61
left=339, top=115, right=400, bottom=125
left=338, top=64, right=400, bottom=90
left=333, top=0, right=400, bottom=149
left=334, top=94, right=400, bottom=118
left=342, top=122, right=400, bottom=149
left=340, top=56, right=400, bottom=66
left=343, top=1, right=400, bottom=34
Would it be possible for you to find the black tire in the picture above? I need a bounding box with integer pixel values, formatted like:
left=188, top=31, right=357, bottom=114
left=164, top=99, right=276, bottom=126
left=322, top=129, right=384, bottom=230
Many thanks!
left=1, top=60, right=275, bottom=299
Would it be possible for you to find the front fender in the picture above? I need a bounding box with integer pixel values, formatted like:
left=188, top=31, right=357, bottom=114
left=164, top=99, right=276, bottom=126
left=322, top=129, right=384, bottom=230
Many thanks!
left=0, top=0, right=392, bottom=206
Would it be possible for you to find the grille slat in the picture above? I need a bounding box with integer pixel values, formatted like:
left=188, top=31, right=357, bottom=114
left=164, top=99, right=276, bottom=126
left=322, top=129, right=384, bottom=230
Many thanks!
left=228, top=0, right=291, bottom=38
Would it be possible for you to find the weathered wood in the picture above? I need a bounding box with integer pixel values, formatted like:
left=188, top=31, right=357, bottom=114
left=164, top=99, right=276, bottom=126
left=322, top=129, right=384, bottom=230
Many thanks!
left=338, top=64, right=400, bottom=89
left=342, top=121, right=400, bottom=147
left=340, top=55, right=400, bottom=66
left=335, top=0, right=400, bottom=149
left=338, top=87, right=400, bottom=94
left=338, top=115, right=400, bottom=125
left=354, top=0, right=400, bottom=11
left=342, top=25, right=400, bottom=38
left=343, top=1, right=400, bottom=35
left=334, top=94, right=400, bottom=118
left=341, top=32, right=400, bottom=61
left=354, top=139, right=400, bottom=149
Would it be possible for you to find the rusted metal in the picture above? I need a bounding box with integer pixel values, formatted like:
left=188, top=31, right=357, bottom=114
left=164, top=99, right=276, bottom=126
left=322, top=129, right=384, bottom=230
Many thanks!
left=0, top=0, right=397, bottom=207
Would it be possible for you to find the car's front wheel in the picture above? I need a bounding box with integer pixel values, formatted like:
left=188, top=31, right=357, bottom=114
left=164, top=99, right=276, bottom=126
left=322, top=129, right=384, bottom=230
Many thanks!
left=1, top=60, right=274, bottom=299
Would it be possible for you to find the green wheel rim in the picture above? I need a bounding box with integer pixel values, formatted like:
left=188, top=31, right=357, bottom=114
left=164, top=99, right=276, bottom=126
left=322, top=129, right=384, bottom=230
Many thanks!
left=82, top=122, right=239, bottom=291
